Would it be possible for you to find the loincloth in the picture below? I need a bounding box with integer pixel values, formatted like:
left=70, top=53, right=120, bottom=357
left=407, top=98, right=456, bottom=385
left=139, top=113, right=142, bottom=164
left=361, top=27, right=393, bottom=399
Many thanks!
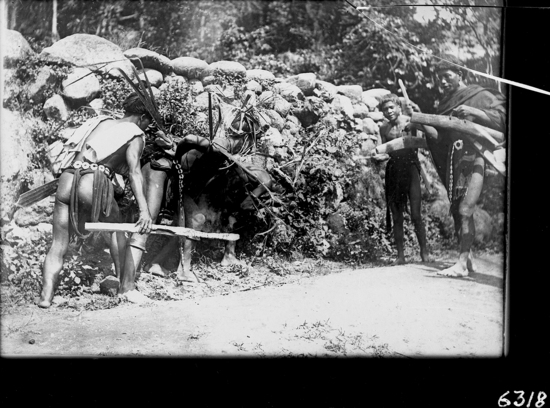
left=385, top=150, right=420, bottom=232
left=64, top=161, right=115, bottom=238
left=446, top=139, right=480, bottom=205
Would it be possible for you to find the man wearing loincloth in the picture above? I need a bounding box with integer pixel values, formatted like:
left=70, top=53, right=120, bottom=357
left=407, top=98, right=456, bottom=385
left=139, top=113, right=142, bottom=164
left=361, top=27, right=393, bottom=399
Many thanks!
left=373, top=93, right=430, bottom=265
left=38, top=93, right=153, bottom=308
left=422, top=55, right=506, bottom=277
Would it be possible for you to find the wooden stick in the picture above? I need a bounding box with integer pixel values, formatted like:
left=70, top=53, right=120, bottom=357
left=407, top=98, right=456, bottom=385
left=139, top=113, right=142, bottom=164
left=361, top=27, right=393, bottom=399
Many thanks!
left=410, top=112, right=504, bottom=148
left=84, top=222, right=240, bottom=241
left=374, top=136, right=427, bottom=154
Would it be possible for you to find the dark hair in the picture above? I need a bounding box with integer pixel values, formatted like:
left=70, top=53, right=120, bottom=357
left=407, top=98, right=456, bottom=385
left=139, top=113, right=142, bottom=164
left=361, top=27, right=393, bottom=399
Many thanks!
left=433, top=54, right=468, bottom=78
left=379, top=93, right=400, bottom=109
left=122, top=93, right=150, bottom=116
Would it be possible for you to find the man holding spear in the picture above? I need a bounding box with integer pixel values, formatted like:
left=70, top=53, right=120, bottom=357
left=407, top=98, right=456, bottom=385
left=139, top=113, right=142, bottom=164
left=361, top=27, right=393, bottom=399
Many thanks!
left=412, top=55, right=507, bottom=277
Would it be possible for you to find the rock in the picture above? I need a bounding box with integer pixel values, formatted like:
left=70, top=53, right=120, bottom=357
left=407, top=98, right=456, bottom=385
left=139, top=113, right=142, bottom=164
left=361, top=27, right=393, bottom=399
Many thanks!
left=353, top=103, right=370, bottom=119
left=43, top=94, right=69, bottom=121
left=362, top=94, right=379, bottom=110
left=331, top=94, right=354, bottom=119
left=284, top=118, right=301, bottom=136
left=2, top=68, right=20, bottom=104
left=202, top=60, right=247, bottom=79
left=337, top=85, right=363, bottom=103
left=3, top=30, right=36, bottom=68
left=430, top=198, right=451, bottom=219
left=40, top=34, right=135, bottom=79
left=14, top=197, right=54, bottom=227
left=321, top=114, right=338, bottom=130
left=62, top=67, right=101, bottom=107
left=124, top=47, right=173, bottom=74
left=263, top=127, right=284, bottom=147
left=245, top=80, right=263, bottom=94
left=195, top=92, right=211, bottom=108
left=27, top=66, right=58, bottom=104
left=367, top=111, right=385, bottom=122
left=273, top=82, right=305, bottom=103
left=264, top=110, right=285, bottom=131
left=286, top=73, right=317, bottom=96
left=137, top=68, right=164, bottom=88
left=361, top=118, right=378, bottom=135
left=258, top=91, right=275, bottom=109
left=473, top=207, right=493, bottom=243
left=99, top=276, right=120, bottom=297
left=201, top=75, right=217, bottom=86
left=246, top=69, right=275, bottom=81
left=5, top=225, right=33, bottom=243
left=88, top=98, right=105, bottom=115
left=172, top=57, right=208, bottom=79
left=272, top=94, right=292, bottom=117
left=315, top=80, right=338, bottom=102
left=189, top=79, right=204, bottom=95
left=363, top=88, right=391, bottom=102
left=36, top=222, right=53, bottom=235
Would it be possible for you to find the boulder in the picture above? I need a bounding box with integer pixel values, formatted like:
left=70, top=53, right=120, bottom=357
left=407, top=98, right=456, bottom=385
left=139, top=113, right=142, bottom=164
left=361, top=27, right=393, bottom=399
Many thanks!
left=367, top=111, right=385, bottom=122
left=0, top=109, right=37, bottom=181
left=331, top=94, right=354, bottom=119
left=362, top=94, right=379, bottom=110
left=26, top=66, right=58, bottom=104
left=40, top=34, right=135, bottom=79
left=202, top=60, right=247, bottom=79
left=124, top=47, right=173, bottom=75
left=361, top=118, right=378, bottom=135
left=273, top=82, right=305, bottom=103
left=272, top=94, right=292, bottom=118
left=337, top=84, right=363, bottom=103
left=353, top=103, right=370, bottom=119
left=14, top=198, right=54, bottom=227
left=137, top=68, right=164, bottom=88
left=43, top=94, right=69, bottom=121
left=61, top=67, right=101, bottom=107
left=315, top=80, right=338, bottom=102
left=473, top=207, right=493, bottom=243
left=172, top=57, right=209, bottom=79
left=88, top=98, right=105, bottom=115
left=201, top=75, right=217, bottom=86
left=363, top=88, right=391, bottom=102
left=194, top=92, right=211, bottom=108
left=189, top=79, right=205, bottom=95
left=3, top=30, right=36, bottom=68
left=263, top=127, right=284, bottom=147
left=246, top=69, right=275, bottom=81
left=286, top=73, right=317, bottom=96
left=264, top=110, right=285, bottom=131
left=258, top=91, right=275, bottom=109
left=245, top=80, right=263, bottom=94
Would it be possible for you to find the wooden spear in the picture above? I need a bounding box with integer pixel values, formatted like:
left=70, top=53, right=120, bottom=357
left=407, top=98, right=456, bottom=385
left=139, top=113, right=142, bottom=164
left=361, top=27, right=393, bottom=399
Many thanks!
left=84, top=222, right=240, bottom=241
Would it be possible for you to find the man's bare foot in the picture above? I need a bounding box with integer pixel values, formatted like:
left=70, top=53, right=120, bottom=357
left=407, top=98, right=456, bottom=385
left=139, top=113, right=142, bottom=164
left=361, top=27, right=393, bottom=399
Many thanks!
left=38, top=281, right=55, bottom=308
left=144, top=263, right=169, bottom=278
left=437, top=262, right=469, bottom=277
left=121, top=290, right=153, bottom=304
left=176, top=266, right=200, bottom=283
left=221, top=253, right=246, bottom=268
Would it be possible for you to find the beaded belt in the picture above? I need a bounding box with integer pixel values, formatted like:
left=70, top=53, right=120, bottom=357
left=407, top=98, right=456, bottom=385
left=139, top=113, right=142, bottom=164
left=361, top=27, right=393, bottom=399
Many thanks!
left=72, top=161, right=113, bottom=177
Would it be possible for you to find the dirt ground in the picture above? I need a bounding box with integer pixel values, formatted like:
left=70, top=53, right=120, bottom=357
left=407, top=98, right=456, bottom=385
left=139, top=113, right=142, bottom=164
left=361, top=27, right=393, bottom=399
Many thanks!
left=1, top=250, right=505, bottom=358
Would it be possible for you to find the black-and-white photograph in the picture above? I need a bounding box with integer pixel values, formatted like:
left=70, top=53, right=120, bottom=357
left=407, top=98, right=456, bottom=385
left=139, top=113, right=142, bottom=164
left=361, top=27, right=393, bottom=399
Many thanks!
left=1, top=0, right=514, bottom=358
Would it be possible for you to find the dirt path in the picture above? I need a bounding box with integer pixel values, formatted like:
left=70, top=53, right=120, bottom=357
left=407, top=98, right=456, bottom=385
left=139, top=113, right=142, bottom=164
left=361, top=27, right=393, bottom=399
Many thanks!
left=1, top=252, right=504, bottom=357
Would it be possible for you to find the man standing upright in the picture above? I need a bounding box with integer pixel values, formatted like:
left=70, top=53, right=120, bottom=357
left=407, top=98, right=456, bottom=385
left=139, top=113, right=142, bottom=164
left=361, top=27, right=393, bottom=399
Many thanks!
left=424, top=55, right=507, bottom=277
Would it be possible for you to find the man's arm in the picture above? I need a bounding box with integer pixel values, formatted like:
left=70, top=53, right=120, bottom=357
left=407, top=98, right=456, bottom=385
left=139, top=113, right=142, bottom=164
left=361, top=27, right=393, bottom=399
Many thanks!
left=126, top=137, right=152, bottom=234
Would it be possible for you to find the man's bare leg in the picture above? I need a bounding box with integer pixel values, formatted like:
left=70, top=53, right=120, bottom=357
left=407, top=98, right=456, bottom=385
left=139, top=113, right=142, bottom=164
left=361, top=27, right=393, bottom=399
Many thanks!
left=390, top=203, right=406, bottom=265
left=120, top=163, right=166, bottom=296
left=145, top=237, right=178, bottom=277
left=439, top=159, right=484, bottom=277
left=221, top=216, right=246, bottom=267
left=176, top=211, right=204, bottom=282
left=409, top=169, right=432, bottom=262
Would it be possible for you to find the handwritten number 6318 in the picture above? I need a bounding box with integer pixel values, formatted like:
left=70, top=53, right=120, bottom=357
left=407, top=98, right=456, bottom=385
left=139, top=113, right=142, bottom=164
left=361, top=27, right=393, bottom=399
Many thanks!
left=499, top=391, right=547, bottom=407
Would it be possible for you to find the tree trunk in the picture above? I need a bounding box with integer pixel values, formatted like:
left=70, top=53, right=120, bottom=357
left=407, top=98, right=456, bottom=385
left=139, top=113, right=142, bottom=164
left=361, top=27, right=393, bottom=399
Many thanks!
left=52, top=0, right=59, bottom=41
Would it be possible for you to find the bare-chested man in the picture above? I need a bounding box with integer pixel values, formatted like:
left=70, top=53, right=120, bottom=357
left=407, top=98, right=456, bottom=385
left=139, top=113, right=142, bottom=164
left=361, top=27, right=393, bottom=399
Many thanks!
left=373, top=93, right=430, bottom=265
left=38, top=93, right=153, bottom=308
left=418, top=55, right=506, bottom=277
